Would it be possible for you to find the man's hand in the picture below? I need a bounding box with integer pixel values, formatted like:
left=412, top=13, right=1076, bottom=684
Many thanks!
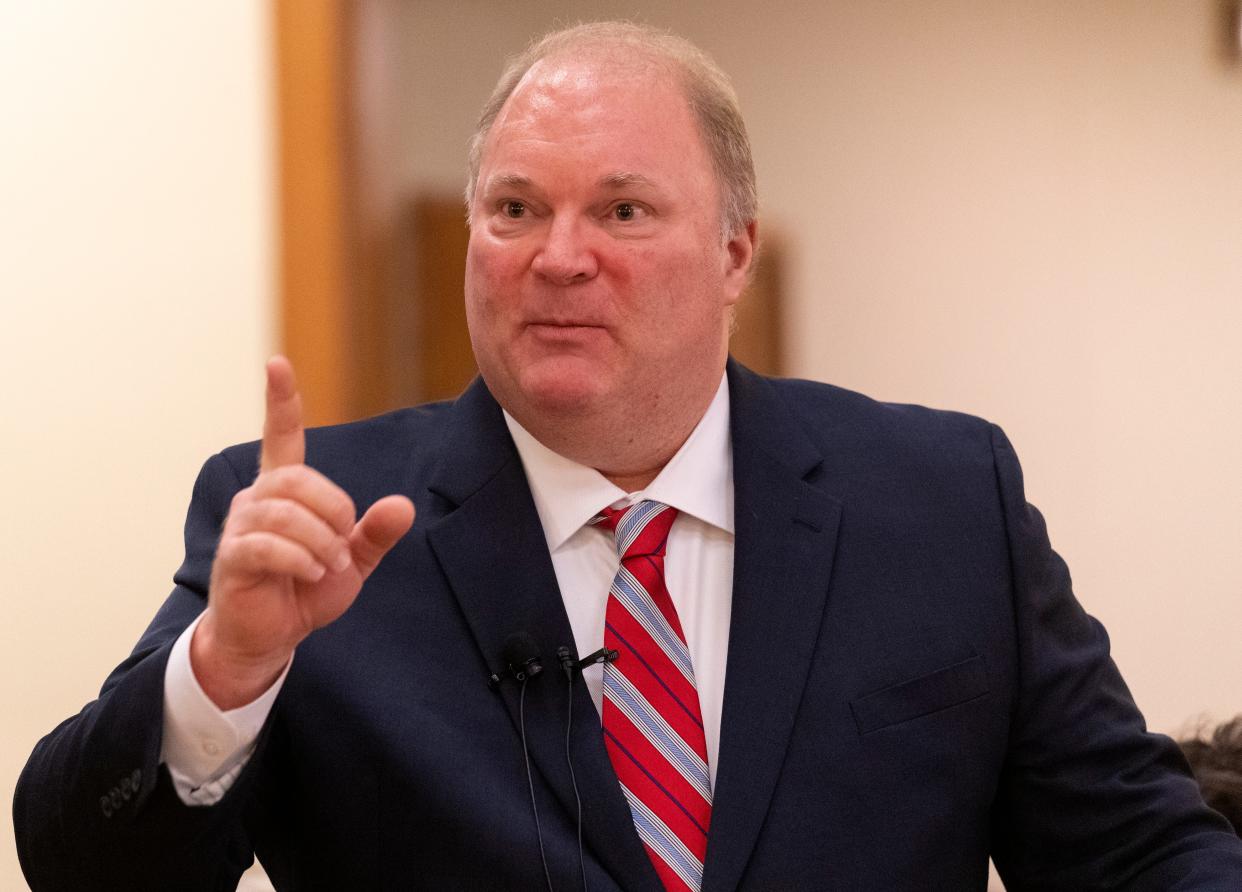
left=191, top=357, right=415, bottom=709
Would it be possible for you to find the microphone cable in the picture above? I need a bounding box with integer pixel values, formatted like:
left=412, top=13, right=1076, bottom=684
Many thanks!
left=558, top=647, right=588, bottom=892
left=518, top=676, right=555, bottom=892
left=502, top=635, right=615, bottom=892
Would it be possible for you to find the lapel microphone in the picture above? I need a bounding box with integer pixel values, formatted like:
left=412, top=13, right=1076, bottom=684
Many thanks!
left=491, top=632, right=554, bottom=892
left=559, top=646, right=619, bottom=676
left=554, top=645, right=617, bottom=892
left=487, top=633, right=544, bottom=689
left=505, top=636, right=544, bottom=680
left=490, top=636, right=610, bottom=892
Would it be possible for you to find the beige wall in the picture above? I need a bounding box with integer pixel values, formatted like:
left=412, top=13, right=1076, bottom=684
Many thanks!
left=0, top=4, right=273, bottom=888
left=394, top=0, right=1241, bottom=737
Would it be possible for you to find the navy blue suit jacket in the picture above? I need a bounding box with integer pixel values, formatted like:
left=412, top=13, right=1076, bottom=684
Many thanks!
left=16, top=362, right=1242, bottom=890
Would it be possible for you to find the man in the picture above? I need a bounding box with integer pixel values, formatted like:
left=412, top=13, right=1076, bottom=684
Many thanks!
left=15, top=21, right=1242, bottom=891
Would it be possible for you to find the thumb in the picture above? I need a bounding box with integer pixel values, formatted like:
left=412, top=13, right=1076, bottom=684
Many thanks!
left=350, top=495, right=416, bottom=578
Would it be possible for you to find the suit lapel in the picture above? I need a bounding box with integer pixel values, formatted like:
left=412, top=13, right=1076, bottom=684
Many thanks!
left=702, top=362, right=842, bottom=892
left=424, top=380, right=662, bottom=892
left=422, top=368, right=839, bottom=891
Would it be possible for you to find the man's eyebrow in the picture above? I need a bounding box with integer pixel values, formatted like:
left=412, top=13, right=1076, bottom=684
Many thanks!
left=482, top=173, right=533, bottom=192
left=483, top=171, right=659, bottom=193
left=598, top=172, right=658, bottom=190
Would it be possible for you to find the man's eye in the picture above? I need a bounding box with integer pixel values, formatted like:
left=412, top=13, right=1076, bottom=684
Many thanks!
left=503, top=201, right=525, bottom=218
left=613, top=202, right=637, bottom=221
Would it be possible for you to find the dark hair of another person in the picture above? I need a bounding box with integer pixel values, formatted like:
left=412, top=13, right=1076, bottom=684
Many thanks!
left=1180, top=716, right=1242, bottom=835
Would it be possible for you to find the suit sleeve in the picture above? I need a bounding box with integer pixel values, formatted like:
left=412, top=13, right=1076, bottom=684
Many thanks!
left=986, top=425, right=1242, bottom=890
left=13, top=450, right=268, bottom=891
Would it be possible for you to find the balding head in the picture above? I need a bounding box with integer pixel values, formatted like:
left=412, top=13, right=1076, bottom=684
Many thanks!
left=466, top=21, right=757, bottom=239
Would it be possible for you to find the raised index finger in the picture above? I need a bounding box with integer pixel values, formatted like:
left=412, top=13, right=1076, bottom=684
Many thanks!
left=260, top=355, right=305, bottom=471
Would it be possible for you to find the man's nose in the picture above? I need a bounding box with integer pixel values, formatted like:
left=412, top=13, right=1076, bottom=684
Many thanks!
left=530, top=215, right=599, bottom=285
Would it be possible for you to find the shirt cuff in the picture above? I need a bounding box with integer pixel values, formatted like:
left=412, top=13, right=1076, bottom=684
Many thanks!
left=160, top=613, right=292, bottom=806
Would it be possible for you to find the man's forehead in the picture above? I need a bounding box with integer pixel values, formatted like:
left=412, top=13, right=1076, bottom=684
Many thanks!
left=472, top=48, right=714, bottom=207
left=479, top=170, right=661, bottom=195
left=497, top=52, right=682, bottom=127
left=522, top=48, right=671, bottom=93
left=487, top=63, right=693, bottom=148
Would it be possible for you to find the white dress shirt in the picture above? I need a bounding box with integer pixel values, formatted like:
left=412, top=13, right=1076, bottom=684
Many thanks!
left=503, top=373, right=734, bottom=788
left=160, top=374, right=735, bottom=802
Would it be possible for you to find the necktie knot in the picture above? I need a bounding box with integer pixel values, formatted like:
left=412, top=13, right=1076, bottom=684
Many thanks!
left=592, top=500, right=678, bottom=559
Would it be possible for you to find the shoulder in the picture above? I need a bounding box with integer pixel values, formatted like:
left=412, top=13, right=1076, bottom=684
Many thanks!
left=756, top=372, right=1003, bottom=479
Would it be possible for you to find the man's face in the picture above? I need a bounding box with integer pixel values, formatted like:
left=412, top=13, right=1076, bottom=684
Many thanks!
left=464, top=55, right=753, bottom=435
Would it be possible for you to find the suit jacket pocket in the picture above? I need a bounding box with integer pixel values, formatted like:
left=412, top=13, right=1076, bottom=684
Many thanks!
left=850, top=655, right=989, bottom=735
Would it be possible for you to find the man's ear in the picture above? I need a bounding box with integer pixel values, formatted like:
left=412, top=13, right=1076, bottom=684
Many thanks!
left=722, top=220, right=758, bottom=306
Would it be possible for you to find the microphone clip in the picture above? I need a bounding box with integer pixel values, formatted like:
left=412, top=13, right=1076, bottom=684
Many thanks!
left=556, top=646, right=620, bottom=679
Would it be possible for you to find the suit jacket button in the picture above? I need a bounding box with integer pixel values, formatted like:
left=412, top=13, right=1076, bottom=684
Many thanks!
left=131, top=768, right=142, bottom=789
left=100, top=796, right=113, bottom=818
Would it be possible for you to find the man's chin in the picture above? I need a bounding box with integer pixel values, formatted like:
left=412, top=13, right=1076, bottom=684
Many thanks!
left=522, top=380, right=606, bottom=416
left=511, top=363, right=614, bottom=418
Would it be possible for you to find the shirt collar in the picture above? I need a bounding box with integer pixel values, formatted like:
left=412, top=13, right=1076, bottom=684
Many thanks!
left=503, top=374, right=735, bottom=553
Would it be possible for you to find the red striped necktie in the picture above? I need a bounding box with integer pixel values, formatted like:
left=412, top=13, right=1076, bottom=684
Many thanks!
left=593, top=501, right=711, bottom=892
